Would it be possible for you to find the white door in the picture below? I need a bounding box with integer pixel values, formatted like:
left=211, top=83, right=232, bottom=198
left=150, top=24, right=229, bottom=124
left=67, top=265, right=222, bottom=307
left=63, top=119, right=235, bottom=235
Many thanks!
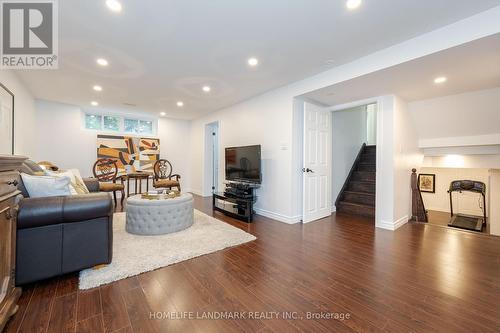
left=303, top=102, right=332, bottom=223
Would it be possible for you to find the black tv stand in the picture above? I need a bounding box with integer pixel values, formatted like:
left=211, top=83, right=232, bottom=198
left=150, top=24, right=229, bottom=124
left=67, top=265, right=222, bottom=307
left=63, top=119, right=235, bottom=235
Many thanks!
left=212, top=182, right=259, bottom=223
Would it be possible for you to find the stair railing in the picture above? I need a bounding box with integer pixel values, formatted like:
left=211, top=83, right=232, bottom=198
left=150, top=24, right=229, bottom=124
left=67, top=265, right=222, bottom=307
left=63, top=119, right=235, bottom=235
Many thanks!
left=410, top=168, right=428, bottom=222
left=334, top=143, right=367, bottom=208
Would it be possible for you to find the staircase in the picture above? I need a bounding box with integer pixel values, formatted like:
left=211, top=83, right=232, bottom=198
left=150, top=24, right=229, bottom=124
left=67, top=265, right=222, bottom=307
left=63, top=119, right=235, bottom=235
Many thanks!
left=335, top=144, right=376, bottom=218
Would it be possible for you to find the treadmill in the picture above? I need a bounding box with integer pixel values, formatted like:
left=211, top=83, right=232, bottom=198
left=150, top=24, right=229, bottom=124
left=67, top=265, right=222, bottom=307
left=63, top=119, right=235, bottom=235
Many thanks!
left=447, top=180, right=486, bottom=232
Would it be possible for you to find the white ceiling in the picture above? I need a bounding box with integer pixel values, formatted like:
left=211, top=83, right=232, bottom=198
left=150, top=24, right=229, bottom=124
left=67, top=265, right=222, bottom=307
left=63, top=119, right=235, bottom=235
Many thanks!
left=303, top=33, right=500, bottom=105
left=14, top=0, right=500, bottom=119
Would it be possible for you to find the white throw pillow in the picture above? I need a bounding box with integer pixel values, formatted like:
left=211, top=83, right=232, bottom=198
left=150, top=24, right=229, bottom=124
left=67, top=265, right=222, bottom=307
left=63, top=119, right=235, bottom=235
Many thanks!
left=20, top=173, right=73, bottom=198
left=44, top=170, right=78, bottom=195
left=45, top=169, right=90, bottom=194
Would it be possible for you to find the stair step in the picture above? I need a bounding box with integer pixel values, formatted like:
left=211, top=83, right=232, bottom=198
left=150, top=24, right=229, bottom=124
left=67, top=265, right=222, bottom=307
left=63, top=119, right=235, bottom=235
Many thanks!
left=352, top=171, right=376, bottom=182
left=342, top=191, right=375, bottom=206
left=357, top=163, right=376, bottom=172
left=360, top=156, right=376, bottom=164
left=337, top=201, right=375, bottom=218
left=347, top=180, right=376, bottom=193
left=363, top=146, right=376, bottom=153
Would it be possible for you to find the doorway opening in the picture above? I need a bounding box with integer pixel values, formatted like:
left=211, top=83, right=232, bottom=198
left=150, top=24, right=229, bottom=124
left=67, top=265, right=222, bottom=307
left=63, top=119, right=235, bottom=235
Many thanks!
left=300, top=100, right=379, bottom=224
left=332, top=103, right=377, bottom=220
left=204, top=121, right=219, bottom=196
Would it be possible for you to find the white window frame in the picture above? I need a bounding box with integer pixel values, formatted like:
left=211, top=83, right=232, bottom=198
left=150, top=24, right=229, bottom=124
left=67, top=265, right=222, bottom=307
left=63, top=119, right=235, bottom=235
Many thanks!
left=82, top=111, right=157, bottom=136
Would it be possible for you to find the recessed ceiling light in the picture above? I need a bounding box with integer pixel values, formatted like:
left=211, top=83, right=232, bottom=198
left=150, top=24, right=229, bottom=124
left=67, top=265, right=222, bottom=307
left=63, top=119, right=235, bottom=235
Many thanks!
left=346, top=0, right=362, bottom=10
left=434, top=76, right=447, bottom=84
left=176, top=101, right=184, bottom=107
left=96, top=58, right=108, bottom=66
left=247, top=57, right=259, bottom=67
left=91, top=101, right=99, bottom=106
left=160, top=112, right=166, bottom=116
left=106, top=0, right=122, bottom=12
left=93, top=85, right=103, bottom=92
left=202, top=85, right=211, bottom=92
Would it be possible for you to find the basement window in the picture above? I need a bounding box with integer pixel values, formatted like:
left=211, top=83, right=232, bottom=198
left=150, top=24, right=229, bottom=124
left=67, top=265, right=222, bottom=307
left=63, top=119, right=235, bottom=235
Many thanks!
left=83, top=112, right=156, bottom=135
left=103, top=115, right=120, bottom=131
left=85, top=114, right=102, bottom=130
left=124, top=118, right=153, bottom=135
left=139, top=120, right=153, bottom=134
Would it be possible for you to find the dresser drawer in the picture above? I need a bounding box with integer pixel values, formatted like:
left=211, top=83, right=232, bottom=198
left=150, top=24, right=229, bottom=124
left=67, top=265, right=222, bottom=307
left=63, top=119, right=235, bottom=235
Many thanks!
left=0, top=171, right=19, bottom=198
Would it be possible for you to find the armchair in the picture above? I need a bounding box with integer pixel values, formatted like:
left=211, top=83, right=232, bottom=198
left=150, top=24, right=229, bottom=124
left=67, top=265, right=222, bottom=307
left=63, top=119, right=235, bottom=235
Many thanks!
left=153, top=159, right=181, bottom=192
left=93, top=158, right=125, bottom=206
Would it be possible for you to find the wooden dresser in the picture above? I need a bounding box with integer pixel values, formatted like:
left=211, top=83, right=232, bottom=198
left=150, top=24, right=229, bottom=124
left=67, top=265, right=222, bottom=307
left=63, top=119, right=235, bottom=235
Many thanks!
left=0, top=155, right=26, bottom=332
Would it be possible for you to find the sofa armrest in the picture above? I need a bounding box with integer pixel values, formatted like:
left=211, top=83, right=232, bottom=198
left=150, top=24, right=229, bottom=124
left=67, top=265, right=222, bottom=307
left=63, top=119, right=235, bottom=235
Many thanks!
left=18, top=193, right=113, bottom=229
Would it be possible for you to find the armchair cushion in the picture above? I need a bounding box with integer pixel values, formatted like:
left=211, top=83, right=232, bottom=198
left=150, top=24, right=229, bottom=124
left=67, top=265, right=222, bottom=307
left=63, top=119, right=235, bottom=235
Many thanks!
left=17, top=193, right=113, bottom=229
left=99, top=182, right=124, bottom=192
left=153, top=179, right=179, bottom=188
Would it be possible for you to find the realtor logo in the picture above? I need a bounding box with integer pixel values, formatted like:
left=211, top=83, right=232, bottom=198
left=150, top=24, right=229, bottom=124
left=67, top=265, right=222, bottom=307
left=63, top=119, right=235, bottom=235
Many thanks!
left=1, top=0, right=58, bottom=69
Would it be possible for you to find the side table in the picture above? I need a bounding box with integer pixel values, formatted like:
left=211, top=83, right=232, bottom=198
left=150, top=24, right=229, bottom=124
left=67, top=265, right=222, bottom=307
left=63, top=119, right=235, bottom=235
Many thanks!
left=120, top=172, right=153, bottom=197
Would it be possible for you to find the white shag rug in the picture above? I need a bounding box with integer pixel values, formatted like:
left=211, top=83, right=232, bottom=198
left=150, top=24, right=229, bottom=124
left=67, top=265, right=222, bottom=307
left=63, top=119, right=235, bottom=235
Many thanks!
left=79, top=210, right=256, bottom=290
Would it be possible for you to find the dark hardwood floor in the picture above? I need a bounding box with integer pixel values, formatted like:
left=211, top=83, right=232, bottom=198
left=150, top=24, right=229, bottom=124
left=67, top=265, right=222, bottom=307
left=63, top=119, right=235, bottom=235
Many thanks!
left=5, top=194, right=500, bottom=333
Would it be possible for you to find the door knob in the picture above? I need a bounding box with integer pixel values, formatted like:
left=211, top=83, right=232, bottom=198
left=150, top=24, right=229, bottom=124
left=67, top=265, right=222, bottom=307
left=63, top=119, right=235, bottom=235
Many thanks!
left=302, top=168, right=314, bottom=173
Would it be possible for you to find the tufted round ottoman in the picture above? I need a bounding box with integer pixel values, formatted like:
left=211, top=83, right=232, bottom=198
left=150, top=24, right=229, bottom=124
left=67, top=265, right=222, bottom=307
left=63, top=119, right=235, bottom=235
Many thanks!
left=125, top=193, right=194, bottom=235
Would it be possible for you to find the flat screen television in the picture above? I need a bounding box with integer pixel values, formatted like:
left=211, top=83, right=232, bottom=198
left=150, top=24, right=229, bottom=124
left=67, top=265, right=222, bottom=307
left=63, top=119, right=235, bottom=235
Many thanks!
left=225, top=145, right=261, bottom=184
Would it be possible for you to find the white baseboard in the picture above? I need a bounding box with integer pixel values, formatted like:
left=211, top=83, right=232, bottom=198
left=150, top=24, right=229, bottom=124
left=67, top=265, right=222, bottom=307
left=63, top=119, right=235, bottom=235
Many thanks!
left=254, top=208, right=301, bottom=224
left=426, top=206, right=487, bottom=217
left=331, top=206, right=337, bottom=213
left=393, top=215, right=409, bottom=230
left=376, top=215, right=409, bottom=231
left=186, top=189, right=206, bottom=197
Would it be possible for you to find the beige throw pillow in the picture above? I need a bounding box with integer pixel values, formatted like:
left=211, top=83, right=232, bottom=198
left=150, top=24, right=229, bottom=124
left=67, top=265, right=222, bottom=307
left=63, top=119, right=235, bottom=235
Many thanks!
left=68, top=169, right=90, bottom=194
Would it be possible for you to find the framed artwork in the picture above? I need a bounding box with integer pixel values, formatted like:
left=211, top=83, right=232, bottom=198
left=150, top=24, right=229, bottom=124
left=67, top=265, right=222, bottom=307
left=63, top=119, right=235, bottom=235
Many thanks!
left=97, top=135, right=160, bottom=175
left=0, top=83, right=14, bottom=155
left=418, top=174, right=436, bottom=193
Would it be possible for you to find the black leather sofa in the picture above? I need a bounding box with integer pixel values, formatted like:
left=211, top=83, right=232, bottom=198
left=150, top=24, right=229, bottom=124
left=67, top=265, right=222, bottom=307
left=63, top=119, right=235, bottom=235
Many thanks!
left=15, top=161, right=114, bottom=285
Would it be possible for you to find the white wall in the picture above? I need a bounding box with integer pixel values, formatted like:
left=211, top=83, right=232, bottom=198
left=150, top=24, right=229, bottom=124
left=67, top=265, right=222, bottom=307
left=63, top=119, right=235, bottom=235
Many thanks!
left=366, top=104, right=377, bottom=145
left=332, top=106, right=367, bottom=205
left=409, top=87, right=500, bottom=147
left=489, top=170, right=500, bottom=236
left=34, top=100, right=192, bottom=189
left=291, top=99, right=305, bottom=219
left=189, top=90, right=296, bottom=222
left=157, top=117, right=192, bottom=191
left=1, top=70, right=37, bottom=156
left=423, top=154, right=500, bottom=169
left=374, top=96, right=396, bottom=229
left=392, top=96, right=424, bottom=228
left=34, top=100, right=96, bottom=175
left=369, top=95, right=423, bottom=230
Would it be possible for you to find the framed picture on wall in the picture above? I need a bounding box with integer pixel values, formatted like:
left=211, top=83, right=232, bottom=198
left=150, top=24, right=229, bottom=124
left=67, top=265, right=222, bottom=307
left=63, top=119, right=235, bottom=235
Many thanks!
left=418, top=174, right=436, bottom=193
